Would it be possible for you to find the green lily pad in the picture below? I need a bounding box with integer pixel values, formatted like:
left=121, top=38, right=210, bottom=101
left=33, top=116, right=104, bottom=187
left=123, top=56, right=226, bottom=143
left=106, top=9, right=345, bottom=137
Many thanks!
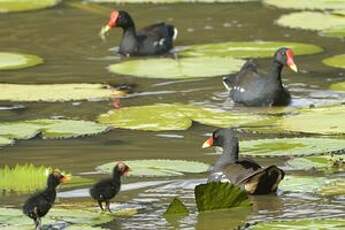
left=323, top=54, right=345, bottom=70
left=96, top=159, right=210, bottom=177
left=0, top=0, right=60, bottom=13
left=240, top=138, right=345, bottom=157
left=180, top=41, right=323, bottom=58
left=163, top=198, right=189, bottom=216
left=287, top=154, right=345, bottom=172
left=87, top=0, right=257, bottom=3
left=97, top=103, right=271, bottom=131
left=0, top=52, right=42, bottom=70
left=276, top=11, right=345, bottom=31
left=253, top=218, right=345, bottom=230
left=0, top=84, right=121, bottom=102
left=194, top=182, right=251, bottom=211
left=279, top=105, right=345, bottom=134
left=0, top=164, right=94, bottom=193
left=0, top=136, right=14, bottom=147
left=319, top=179, right=345, bottom=196
left=321, top=26, right=345, bottom=38
left=108, top=57, right=245, bottom=79
left=264, top=0, right=345, bottom=10
left=279, top=175, right=328, bottom=193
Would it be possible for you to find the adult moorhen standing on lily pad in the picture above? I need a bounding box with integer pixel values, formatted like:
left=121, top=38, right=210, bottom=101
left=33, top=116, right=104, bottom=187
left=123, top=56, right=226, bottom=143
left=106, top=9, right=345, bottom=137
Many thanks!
left=100, top=10, right=178, bottom=56
left=90, top=161, right=130, bottom=212
left=223, top=47, right=298, bottom=106
left=202, top=128, right=285, bottom=195
left=23, top=169, right=70, bottom=230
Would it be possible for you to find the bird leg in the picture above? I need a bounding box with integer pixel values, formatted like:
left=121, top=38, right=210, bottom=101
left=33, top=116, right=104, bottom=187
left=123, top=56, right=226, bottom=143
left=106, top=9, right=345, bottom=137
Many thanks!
left=105, top=200, right=112, bottom=213
left=34, top=217, right=41, bottom=230
left=97, top=200, right=105, bottom=211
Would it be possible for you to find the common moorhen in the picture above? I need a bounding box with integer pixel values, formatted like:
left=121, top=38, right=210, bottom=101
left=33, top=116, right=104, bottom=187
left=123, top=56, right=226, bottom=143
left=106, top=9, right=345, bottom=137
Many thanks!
left=223, top=47, right=298, bottom=106
left=100, top=10, right=178, bottom=56
left=23, top=169, right=69, bottom=230
left=90, top=162, right=130, bottom=212
left=202, top=128, right=285, bottom=195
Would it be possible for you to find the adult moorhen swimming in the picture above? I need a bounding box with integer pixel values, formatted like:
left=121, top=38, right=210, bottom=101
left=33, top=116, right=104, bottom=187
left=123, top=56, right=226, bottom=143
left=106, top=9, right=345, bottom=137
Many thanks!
left=100, top=10, right=178, bottom=56
left=223, top=47, right=298, bottom=106
left=23, top=169, right=69, bottom=230
left=202, top=128, right=285, bottom=195
left=90, top=162, right=130, bottom=212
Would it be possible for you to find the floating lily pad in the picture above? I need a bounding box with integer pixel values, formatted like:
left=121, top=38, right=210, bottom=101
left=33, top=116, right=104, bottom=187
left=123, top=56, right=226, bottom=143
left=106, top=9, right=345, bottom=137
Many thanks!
left=323, top=54, right=345, bottom=70
left=97, top=103, right=270, bottom=131
left=240, top=138, right=345, bottom=157
left=253, top=218, right=345, bottom=230
left=264, top=0, right=345, bottom=10
left=287, top=154, right=345, bottom=172
left=163, top=198, right=189, bottom=216
left=0, top=164, right=94, bottom=193
left=319, top=179, right=345, bottom=196
left=96, top=160, right=210, bottom=177
left=0, top=52, right=42, bottom=70
left=0, top=207, right=113, bottom=229
left=87, top=0, right=257, bottom=3
left=279, top=105, right=345, bottom=134
left=180, top=41, right=323, bottom=58
left=194, top=182, right=251, bottom=211
left=0, top=84, right=122, bottom=102
left=0, top=136, right=14, bottom=147
left=108, top=57, right=245, bottom=79
left=279, top=175, right=328, bottom=193
left=321, top=26, right=345, bottom=38
left=276, top=11, right=345, bottom=31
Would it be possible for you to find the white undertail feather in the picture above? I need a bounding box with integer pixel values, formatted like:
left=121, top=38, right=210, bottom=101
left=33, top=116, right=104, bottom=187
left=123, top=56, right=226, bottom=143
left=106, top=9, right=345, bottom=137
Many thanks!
left=173, top=27, right=178, bottom=41
left=222, top=79, right=232, bottom=91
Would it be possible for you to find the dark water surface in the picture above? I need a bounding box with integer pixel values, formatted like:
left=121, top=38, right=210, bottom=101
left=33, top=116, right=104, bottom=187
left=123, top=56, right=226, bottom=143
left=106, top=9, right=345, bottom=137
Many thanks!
left=1, top=1, right=345, bottom=229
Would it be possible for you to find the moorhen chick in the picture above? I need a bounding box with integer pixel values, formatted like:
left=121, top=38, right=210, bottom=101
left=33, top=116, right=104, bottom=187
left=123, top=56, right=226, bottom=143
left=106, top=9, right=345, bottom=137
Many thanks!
left=100, top=10, right=178, bottom=56
left=223, top=47, right=298, bottom=106
left=202, top=128, right=285, bottom=195
left=23, top=169, right=69, bottom=230
left=90, top=162, right=130, bottom=212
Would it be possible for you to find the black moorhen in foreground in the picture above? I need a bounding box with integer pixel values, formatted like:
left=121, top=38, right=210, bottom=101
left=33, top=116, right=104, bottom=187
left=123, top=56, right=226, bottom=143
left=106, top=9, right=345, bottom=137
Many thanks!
left=23, top=169, right=69, bottom=230
left=100, top=10, right=178, bottom=56
left=202, top=128, right=285, bottom=195
left=90, top=162, right=130, bottom=212
left=223, top=47, right=298, bottom=106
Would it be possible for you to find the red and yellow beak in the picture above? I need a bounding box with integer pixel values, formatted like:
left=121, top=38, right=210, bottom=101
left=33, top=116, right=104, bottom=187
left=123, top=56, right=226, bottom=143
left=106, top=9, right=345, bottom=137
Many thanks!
left=60, top=174, right=71, bottom=183
left=286, top=49, right=298, bottom=72
left=99, top=10, right=119, bottom=40
left=202, top=137, right=214, bottom=148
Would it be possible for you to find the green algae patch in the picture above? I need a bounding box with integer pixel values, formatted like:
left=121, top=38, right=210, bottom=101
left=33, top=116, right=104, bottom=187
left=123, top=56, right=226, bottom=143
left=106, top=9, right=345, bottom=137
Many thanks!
left=264, top=0, right=345, bottom=10
left=180, top=41, right=323, bottom=58
left=253, top=218, right=345, bottom=230
left=97, top=103, right=271, bottom=131
left=108, top=57, right=245, bottom=79
left=240, top=138, right=345, bottom=157
left=0, top=84, right=122, bottom=102
left=0, top=52, right=43, bottom=70
left=96, top=159, right=210, bottom=177
left=194, top=182, right=251, bottom=211
left=323, top=54, right=345, bottom=70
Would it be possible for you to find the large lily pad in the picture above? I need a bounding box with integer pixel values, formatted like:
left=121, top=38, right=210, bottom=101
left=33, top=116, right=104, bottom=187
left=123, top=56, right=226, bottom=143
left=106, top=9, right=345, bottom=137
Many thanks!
left=96, top=159, right=210, bottom=177
left=194, top=182, right=251, bottom=211
left=323, top=54, right=345, bottom=70
left=180, top=41, right=323, bottom=58
left=0, top=0, right=60, bottom=13
left=0, top=84, right=122, bottom=102
left=0, top=136, right=14, bottom=148
left=287, top=154, right=345, bottom=172
left=319, top=179, right=345, bottom=196
left=276, top=11, right=345, bottom=31
left=264, top=0, right=345, bottom=10
left=279, top=105, right=345, bottom=134
left=253, top=218, right=345, bottom=230
left=108, top=57, right=245, bottom=79
left=97, top=103, right=270, bottom=131
left=0, top=52, right=42, bottom=70
left=279, top=175, right=328, bottom=193
left=321, top=26, right=345, bottom=38
left=240, top=138, right=345, bottom=157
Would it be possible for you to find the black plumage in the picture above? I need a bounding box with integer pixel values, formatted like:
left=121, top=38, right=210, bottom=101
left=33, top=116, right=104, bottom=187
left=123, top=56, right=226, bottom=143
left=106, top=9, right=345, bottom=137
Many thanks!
left=23, top=170, right=68, bottom=230
left=90, top=162, right=130, bottom=212
left=101, top=10, right=177, bottom=56
left=223, top=47, right=298, bottom=107
left=202, top=128, right=285, bottom=195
